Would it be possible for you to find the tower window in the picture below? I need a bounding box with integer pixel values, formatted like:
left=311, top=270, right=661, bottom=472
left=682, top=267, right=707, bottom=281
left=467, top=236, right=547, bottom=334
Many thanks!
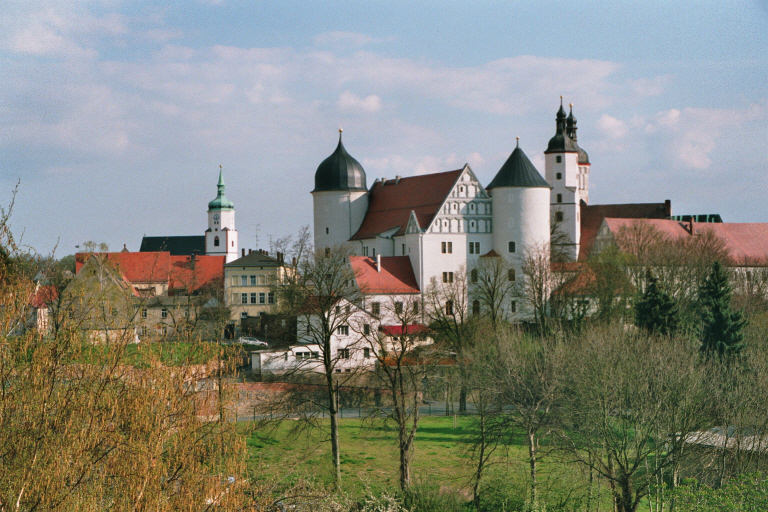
left=510, top=301, right=517, bottom=313
left=556, top=156, right=562, bottom=163
left=555, top=211, right=564, bottom=222
left=214, top=236, right=220, bottom=247
left=508, top=269, right=516, bottom=282
left=557, top=194, right=562, bottom=203
left=556, top=173, right=562, bottom=180
left=508, top=241, right=516, bottom=253
left=470, top=268, right=478, bottom=283
left=326, top=227, right=329, bottom=234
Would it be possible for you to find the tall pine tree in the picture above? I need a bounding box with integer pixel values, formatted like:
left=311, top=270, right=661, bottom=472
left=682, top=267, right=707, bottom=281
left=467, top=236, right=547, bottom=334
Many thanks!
left=699, top=261, right=746, bottom=358
left=635, top=269, right=679, bottom=336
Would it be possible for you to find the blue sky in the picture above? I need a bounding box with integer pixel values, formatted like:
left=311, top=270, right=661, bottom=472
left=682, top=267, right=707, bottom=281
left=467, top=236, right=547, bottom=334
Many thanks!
left=1, top=0, right=766, bottom=256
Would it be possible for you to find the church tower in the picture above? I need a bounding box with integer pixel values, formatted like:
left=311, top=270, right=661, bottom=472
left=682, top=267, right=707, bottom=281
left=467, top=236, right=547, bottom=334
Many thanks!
left=312, top=128, right=369, bottom=252
left=544, top=98, right=590, bottom=260
left=205, top=166, right=239, bottom=263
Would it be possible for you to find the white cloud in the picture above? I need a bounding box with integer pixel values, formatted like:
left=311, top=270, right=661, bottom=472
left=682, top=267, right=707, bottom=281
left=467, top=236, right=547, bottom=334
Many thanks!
left=596, top=114, right=628, bottom=139
left=314, top=31, right=391, bottom=49
left=337, top=91, right=382, bottom=113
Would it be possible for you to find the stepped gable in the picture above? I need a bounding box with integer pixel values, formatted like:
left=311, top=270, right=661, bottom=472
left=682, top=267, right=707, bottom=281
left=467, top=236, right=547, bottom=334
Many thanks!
left=351, top=169, right=463, bottom=240
left=350, top=256, right=420, bottom=294
left=579, top=203, right=670, bottom=261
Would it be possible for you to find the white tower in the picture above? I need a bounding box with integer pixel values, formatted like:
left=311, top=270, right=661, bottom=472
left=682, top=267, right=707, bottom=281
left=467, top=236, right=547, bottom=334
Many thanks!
left=205, top=166, right=239, bottom=263
left=312, top=128, right=369, bottom=252
left=544, top=98, right=590, bottom=260
left=487, top=137, right=551, bottom=319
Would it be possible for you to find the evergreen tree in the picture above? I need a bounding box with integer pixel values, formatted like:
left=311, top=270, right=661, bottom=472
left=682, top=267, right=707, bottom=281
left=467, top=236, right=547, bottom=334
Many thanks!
left=635, top=269, right=679, bottom=336
left=699, top=261, right=746, bottom=358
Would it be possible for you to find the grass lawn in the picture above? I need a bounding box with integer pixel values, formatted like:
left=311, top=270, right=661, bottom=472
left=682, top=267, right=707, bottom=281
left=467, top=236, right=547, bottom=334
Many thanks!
left=74, top=340, right=242, bottom=367
left=242, top=416, right=609, bottom=509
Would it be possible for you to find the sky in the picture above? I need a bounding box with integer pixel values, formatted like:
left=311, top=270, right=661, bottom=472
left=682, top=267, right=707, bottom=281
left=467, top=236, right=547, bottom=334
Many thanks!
left=1, top=0, right=767, bottom=257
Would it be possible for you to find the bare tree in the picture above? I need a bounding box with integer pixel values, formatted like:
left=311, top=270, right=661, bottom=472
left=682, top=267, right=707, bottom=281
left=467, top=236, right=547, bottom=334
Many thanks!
left=357, top=295, right=438, bottom=492
left=273, top=243, right=363, bottom=489
left=560, top=325, right=708, bottom=512
left=469, top=255, right=517, bottom=327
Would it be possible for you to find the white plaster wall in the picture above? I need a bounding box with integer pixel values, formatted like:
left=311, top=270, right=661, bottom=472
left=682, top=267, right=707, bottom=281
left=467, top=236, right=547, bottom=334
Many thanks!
left=313, top=190, right=368, bottom=252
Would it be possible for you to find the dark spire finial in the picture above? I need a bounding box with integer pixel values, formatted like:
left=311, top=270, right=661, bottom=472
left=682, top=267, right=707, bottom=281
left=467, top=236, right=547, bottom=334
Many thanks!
left=338, top=126, right=343, bottom=142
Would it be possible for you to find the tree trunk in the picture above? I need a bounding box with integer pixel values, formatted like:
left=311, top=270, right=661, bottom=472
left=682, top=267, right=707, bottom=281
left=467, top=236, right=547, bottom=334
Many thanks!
left=327, top=376, right=341, bottom=489
left=459, top=385, right=467, bottom=413
left=528, top=430, right=538, bottom=509
left=473, top=412, right=487, bottom=511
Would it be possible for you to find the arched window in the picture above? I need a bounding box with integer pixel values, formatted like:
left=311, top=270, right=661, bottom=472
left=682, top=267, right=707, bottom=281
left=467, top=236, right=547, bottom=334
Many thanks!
left=470, top=268, right=478, bottom=283
left=214, top=236, right=220, bottom=247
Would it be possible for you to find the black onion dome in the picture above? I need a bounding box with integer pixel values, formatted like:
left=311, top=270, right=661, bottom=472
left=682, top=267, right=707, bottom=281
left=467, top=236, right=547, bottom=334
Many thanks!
left=487, top=142, right=551, bottom=190
left=313, top=131, right=367, bottom=192
left=577, top=145, right=590, bottom=165
left=545, top=100, right=580, bottom=154
left=567, top=104, right=590, bottom=164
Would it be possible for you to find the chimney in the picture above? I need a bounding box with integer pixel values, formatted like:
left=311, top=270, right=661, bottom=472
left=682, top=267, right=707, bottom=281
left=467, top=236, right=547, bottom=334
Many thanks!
left=395, top=175, right=401, bottom=184
left=688, top=218, right=694, bottom=235
left=376, top=254, right=381, bottom=273
left=664, top=199, right=671, bottom=217
left=242, top=248, right=245, bottom=257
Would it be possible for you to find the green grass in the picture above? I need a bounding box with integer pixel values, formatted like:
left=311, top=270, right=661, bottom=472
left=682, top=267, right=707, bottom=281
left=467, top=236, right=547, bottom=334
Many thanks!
left=242, top=416, right=608, bottom=510
left=72, top=341, right=240, bottom=367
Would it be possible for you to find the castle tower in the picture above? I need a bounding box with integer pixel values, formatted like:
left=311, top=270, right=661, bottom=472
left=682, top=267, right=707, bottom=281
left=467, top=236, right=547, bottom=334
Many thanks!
left=544, top=98, right=590, bottom=260
left=205, top=166, right=239, bottom=263
left=312, top=128, right=369, bottom=253
left=487, top=137, right=551, bottom=318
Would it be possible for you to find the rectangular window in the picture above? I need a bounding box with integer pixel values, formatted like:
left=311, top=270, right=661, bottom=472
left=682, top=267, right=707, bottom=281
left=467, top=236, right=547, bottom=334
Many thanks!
left=556, top=172, right=562, bottom=180
left=250, top=275, right=257, bottom=285
left=161, top=308, right=168, bottom=319
left=162, top=326, right=168, bottom=335
left=555, top=211, right=564, bottom=222
left=443, top=271, right=454, bottom=283
left=250, top=293, right=258, bottom=304
left=510, top=301, right=517, bottom=313
left=413, top=301, right=419, bottom=314
left=267, top=292, right=275, bottom=304
left=259, top=292, right=266, bottom=304
left=240, top=276, right=248, bottom=286
left=141, top=308, right=147, bottom=319
left=364, top=348, right=370, bottom=359
left=469, top=241, right=480, bottom=254
left=508, top=241, right=516, bottom=253
left=556, top=156, right=562, bottom=164
left=337, top=325, right=349, bottom=336
left=402, top=243, right=406, bottom=255
left=508, top=269, right=516, bottom=282
left=241, top=293, right=248, bottom=304
left=240, top=311, right=248, bottom=319
left=395, top=302, right=403, bottom=314
left=445, top=301, right=453, bottom=315
left=337, top=348, right=350, bottom=359
left=371, top=302, right=380, bottom=316
left=363, top=324, right=370, bottom=335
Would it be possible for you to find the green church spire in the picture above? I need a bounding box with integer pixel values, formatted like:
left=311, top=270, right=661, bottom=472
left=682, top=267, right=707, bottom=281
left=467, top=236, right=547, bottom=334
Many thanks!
left=208, top=165, right=234, bottom=210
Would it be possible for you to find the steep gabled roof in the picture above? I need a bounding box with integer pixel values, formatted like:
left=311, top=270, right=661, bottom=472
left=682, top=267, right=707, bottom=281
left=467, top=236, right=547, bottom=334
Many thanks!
left=351, top=169, right=463, bottom=240
left=350, top=256, right=420, bottom=294
left=139, top=236, right=206, bottom=256
left=604, top=218, right=768, bottom=266
left=76, top=252, right=225, bottom=292
left=579, top=202, right=670, bottom=261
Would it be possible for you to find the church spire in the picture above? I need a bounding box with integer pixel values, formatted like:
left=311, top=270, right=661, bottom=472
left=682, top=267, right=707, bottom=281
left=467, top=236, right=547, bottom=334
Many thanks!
left=208, top=165, right=234, bottom=210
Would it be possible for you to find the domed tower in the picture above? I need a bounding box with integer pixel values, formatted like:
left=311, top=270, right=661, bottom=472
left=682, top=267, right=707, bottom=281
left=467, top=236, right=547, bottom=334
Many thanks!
left=544, top=98, right=589, bottom=260
left=205, top=166, right=239, bottom=262
left=487, top=138, right=551, bottom=317
left=312, top=128, right=369, bottom=252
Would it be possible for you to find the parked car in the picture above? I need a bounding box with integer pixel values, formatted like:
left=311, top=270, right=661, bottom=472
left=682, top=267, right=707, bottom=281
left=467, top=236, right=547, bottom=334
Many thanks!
left=237, top=336, right=268, bottom=347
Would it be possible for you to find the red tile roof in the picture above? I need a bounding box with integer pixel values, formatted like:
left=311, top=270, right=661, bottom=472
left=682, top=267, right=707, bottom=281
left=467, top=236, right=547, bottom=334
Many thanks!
left=30, top=285, right=58, bottom=308
left=604, top=219, right=768, bottom=266
left=579, top=202, right=670, bottom=261
left=351, top=169, right=463, bottom=240
left=350, top=256, right=420, bottom=294
left=76, top=252, right=225, bottom=293
left=380, top=324, right=430, bottom=336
